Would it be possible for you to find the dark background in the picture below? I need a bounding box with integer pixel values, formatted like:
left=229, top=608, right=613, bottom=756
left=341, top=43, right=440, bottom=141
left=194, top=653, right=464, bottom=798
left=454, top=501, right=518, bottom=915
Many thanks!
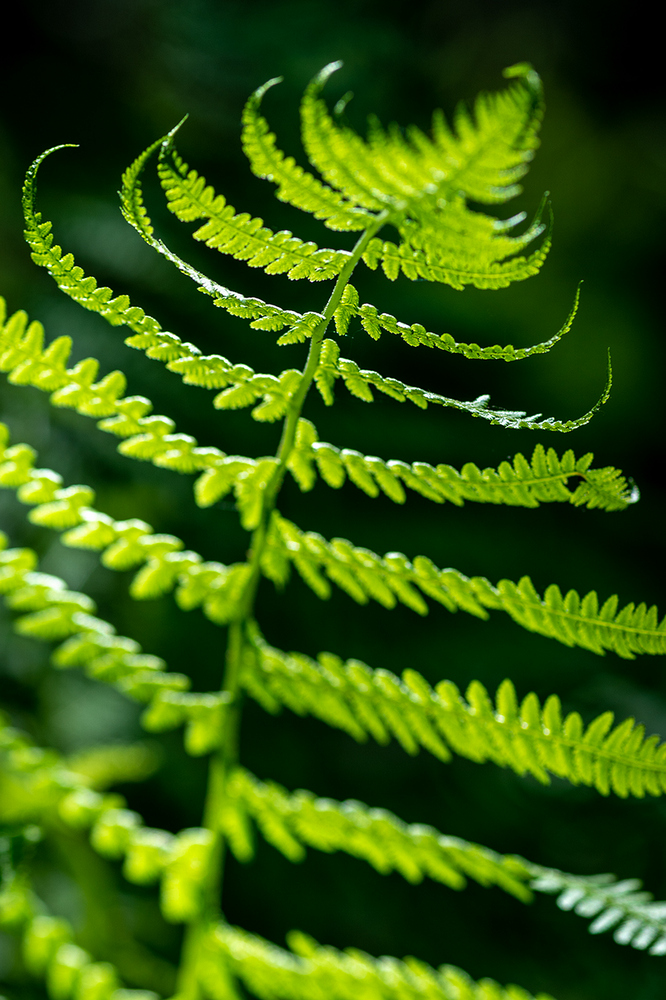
left=1, top=2, right=665, bottom=998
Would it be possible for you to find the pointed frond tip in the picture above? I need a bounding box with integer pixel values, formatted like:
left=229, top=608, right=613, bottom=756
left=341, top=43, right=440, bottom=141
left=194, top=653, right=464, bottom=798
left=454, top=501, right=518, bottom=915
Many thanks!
left=334, top=281, right=579, bottom=360
left=24, top=146, right=308, bottom=373
left=203, top=924, right=559, bottom=1000
left=261, top=513, right=664, bottom=658
left=242, top=634, right=666, bottom=798
left=293, top=61, right=547, bottom=289
left=314, top=338, right=612, bottom=432
left=242, top=70, right=376, bottom=231
left=286, top=420, right=634, bottom=512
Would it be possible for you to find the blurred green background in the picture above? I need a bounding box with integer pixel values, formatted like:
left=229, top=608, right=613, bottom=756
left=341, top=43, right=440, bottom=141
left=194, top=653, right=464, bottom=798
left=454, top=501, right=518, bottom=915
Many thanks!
left=1, top=1, right=665, bottom=998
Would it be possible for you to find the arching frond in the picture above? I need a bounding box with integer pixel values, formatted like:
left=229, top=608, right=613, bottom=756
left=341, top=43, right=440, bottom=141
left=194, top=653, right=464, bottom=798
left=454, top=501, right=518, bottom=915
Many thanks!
left=342, top=283, right=578, bottom=360
left=157, top=138, right=351, bottom=281
left=362, top=216, right=551, bottom=291
left=286, top=419, right=634, bottom=512
left=302, top=62, right=543, bottom=211
left=530, top=869, right=666, bottom=956
left=242, top=633, right=666, bottom=797
left=221, top=767, right=532, bottom=898
left=241, top=76, right=376, bottom=231
left=24, top=147, right=188, bottom=350
left=25, top=146, right=313, bottom=373
left=298, top=62, right=550, bottom=290
left=0, top=302, right=294, bottom=519
left=203, top=924, right=558, bottom=1000
left=263, top=514, right=663, bottom=657
left=314, top=338, right=612, bottom=433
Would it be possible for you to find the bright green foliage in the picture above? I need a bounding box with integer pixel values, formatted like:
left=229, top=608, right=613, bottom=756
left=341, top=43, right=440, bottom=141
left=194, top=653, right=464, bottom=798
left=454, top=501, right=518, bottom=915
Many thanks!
left=218, top=769, right=666, bottom=954
left=0, top=423, right=639, bottom=648
left=241, top=636, right=666, bottom=797
left=0, top=61, right=661, bottom=1000
left=286, top=425, right=634, bottom=511
left=0, top=535, right=228, bottom=757
left=263, top=514, right=664, bottom=657
left=299, top=62, right=549, bottom=290
left=202, top=925, right=557, bottom=1000
left=0, top=721, right=214, bottom=934
left=313, top=337, right=611, bottom=432
left=158, top=138, right=351, bottom=281
left=241, top=76, right=376, bottom=231
left=221, top=767, right=534, bottom=897
left=340, top=282, right=580, bottom=359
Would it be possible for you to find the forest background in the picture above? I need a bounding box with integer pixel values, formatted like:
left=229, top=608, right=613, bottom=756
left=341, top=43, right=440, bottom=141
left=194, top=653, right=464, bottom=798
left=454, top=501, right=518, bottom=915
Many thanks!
left=0, top=2, right=665, bottom=998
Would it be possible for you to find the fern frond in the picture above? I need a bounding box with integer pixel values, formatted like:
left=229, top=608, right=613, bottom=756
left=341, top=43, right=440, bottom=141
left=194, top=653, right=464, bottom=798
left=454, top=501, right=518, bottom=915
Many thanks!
left=119, top=135, right=332, bottom=346
left=314, top=338, right=612, bottom=432
left=529, top=868, right=666, bottom=955
left=157, top=138, right=351, bottom=281
left=242, top=634, right=666, bottom=797
left=0, top=421, right=276, bottom=629
left=362, top=213, right=551, bottom=291
left=0, top=864, right=156, bottom=1000
left=25, top=146, right=311, bottom=384
left=344, top=282, right=578, bottom=361
left=0, top=308, right=292, bottom=522
left=222, top=767, right=666, bottom=954
left=203, top=924, right=557, bottom=1000
left=0, top=722, right=214, bottom=926
left=286, top=419, right=634, bottom=511
left=23, top=147, right=191, bottom=351
left=222, top=767, right=532, bottom=898
left=167, top=352, right=303, bottom=424
left=0, top=533, right=230, bottom=757
left=241, top=75, right=376, bottom=231
left=0, top=420, right=649, bottom=657
left=299, top=62, right=549, bottom=290
left=263, top=513, right=663, bottom=657
left=302, top=62, right=542, bottom=210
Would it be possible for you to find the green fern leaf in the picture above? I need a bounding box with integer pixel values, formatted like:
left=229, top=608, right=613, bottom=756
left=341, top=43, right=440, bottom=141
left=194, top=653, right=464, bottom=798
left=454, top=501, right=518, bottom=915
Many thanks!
left=158, top=137, right=352, bottom=281
left=222, top=767, right=532, bottom=900
left=347, top=283, right=579, bottom=360
left=300, top=61, right=549, bottom=290
left=261, top=513, right=663, bottom=657
left=242, top=633, right=666, bottom=798
left=529, top=868, right=666, bottom=955
left=313, top=338, right=612, bottom=432
left=286, top=422, right=633, bottom=512
left=204, top=924, right=557, bottom=1000
left=241, top=75, right=375, bottom=231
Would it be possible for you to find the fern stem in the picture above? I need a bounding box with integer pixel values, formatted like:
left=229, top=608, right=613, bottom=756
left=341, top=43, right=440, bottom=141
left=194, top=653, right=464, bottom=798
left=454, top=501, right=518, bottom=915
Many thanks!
left=231, top=210, right=390, bottom=626
left=176, top=620, right=244, bottom=1000
left=176, top=213, right=389, bottom=999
